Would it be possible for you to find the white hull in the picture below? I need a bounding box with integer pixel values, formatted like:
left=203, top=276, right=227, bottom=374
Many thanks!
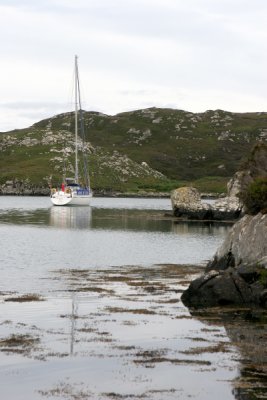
left=51, top=191, right=92, bottom=206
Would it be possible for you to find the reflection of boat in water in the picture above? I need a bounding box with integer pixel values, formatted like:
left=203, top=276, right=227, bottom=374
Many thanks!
left=49, top=206, right=92, bottom=229
left=70, top=294, right=78, bottom=356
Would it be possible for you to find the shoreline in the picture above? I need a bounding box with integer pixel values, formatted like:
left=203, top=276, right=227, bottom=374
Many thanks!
left=0, top=191, right=223, bottom=199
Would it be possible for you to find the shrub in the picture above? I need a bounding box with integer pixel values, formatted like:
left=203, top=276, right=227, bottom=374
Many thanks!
left=241, top=176, right=267, bottom=215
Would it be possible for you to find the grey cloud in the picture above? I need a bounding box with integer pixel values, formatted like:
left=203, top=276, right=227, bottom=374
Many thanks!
left=0, top=0, right=266, bottom=131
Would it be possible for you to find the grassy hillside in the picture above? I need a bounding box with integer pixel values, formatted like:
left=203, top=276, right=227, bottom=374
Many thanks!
left=1, top=108, right=267, bottom=194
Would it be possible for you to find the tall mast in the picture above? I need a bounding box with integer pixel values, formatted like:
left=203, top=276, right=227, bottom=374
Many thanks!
left=74, top=55, right=79, bottom=183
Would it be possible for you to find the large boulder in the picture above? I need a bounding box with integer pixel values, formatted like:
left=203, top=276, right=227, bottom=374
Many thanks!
left=171, top=187, right=211, bottom=219
left=181, top=268, right=264, bottom=307
left=171, top=185, right=241, bottom=220
left=181, top=212, right=267, bottom=308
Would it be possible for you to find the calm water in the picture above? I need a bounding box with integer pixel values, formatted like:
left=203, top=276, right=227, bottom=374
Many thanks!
left=0, top=196, right=228, bottom=295
left=0, top=196, right=242, bottom=400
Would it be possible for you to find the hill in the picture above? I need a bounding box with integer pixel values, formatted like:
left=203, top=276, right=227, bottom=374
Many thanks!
left=1, top=108, right=267, bottom=195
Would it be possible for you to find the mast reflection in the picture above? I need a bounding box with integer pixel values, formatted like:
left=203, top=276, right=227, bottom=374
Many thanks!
left=49, top=206, right=92, bottom=229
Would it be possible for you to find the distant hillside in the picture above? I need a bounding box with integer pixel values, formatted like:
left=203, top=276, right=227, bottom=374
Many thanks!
left=1, top=108, right=267, bottom=194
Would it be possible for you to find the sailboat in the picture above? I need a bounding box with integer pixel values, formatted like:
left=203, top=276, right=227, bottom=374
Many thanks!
left=50, top=56, right=93, bottom=206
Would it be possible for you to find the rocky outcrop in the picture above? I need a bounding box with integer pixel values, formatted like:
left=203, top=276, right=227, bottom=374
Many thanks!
left=0, top=180, right=50, bottom=196
left=171, top=187, right=212, bottom=219
left=181, top=213, right=267, bottom=308
left=181, top=144, right=267, bottom=308
left=171, top=185, right=242, bottom=221
left=172, top=143, right=267, bottom=221
left=181, top=266, right=267, bottom=307
left=207, top=213, right=267, bottom=270
left=211, top=172, right=243, bottom=219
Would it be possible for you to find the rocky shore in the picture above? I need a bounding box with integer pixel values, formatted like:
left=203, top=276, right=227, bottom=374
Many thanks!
left=171, top=170, right=243, bottom=221
left=181, top=212, right=267, bottom=308
left=0, top=181, right=171, bottom=198
left=181, top=143, right=267, bottom=308
left=0, top=182, right=50, bottom=196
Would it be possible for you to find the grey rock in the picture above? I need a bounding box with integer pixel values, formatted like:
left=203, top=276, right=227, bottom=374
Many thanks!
left=207, top=213, right=267, bottom=270
left=171, top=186, right=241, bottom=220
left=236, top=264, right=260, bottom=283
left=182, top=212, right=267, bottom=308
left=171, top=187, right=212, bottom=219
left=0, top=180, right=50, bottom=196
left=181, top=144, right=267, bottom=307
left=181, top=267, right=265, bottom=307
left=181, top=269, right=247, bottom=307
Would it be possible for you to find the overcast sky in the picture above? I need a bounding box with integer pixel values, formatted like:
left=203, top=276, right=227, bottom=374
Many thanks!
left=0, top=0, right=266, bottom=131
